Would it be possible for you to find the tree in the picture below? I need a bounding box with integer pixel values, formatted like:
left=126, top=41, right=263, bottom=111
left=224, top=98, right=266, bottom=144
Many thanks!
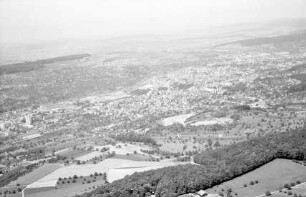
left=207, top=139, right=213, bottom=147
left=214, top=141, right=221, bottom=147
left=265, top=191, right=271, bottom=196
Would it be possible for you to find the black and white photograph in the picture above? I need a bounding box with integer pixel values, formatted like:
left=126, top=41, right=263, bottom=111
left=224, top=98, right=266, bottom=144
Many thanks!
left=0, top=0, right=306, bottom=197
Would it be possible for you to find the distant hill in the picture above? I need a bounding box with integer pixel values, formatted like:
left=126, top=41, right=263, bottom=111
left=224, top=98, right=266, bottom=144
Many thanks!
left=78, top=128, right=306, bottom=197
left=217, top=31, right=306, bottom=47
left=0, top=54, right=90, bottom=75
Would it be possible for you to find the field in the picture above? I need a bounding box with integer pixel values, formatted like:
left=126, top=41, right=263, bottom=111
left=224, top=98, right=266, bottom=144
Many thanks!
left=93, top=143, right=151, bottom=155
left=27, top=158, right=184, bottom=188
left=75, top=151, right=103, bottom=162
left=271, top=183, right=306, bottom=197
left=8, top=164, right=61, bottom=187
left=162, top=113, right=194, bottom=126
left=25, top=178, right=105, bottom=197
left=54, top=148, right=70, bottom=155
left=57, top=149, right=90, bottom=159
left=190, top=117, right=233, bottom=126
left=112, top=154, right=150, bottom=161
left=206, top=159, right=306, bottom=197
left=107, top=164, right=178, bottom=183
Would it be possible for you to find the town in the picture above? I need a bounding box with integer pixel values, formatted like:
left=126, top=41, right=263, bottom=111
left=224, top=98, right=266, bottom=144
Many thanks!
left=0, top=19, right=306, bottom=197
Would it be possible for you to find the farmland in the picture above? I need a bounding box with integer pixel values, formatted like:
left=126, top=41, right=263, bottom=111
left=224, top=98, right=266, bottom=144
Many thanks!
left=268, top=183, right=306, bottom=197
left=25, top=177, right=105, bottom=197
left=27, top=158, right=185, bottom=188
left=8, top=164, right=61, bottom=186
left=206, top=159, right=306, bottom=197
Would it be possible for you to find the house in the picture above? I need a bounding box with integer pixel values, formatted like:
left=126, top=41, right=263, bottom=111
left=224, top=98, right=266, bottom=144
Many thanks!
left=197, top=190, right=207, bottom=197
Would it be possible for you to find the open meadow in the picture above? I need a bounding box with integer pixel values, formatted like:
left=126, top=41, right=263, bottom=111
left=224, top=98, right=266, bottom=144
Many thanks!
left=206, top=159, right=306, bottom=197
left=27, top=158, right=184, bottom=188
left=8, top=164, right=62, bottom=187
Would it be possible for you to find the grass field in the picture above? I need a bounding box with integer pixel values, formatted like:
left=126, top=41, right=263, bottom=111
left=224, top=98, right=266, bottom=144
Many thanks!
left=25, top=179, right=105, bottom=197
left=206, top=159, right=306, bottom=197
left=94, top=143, right=151, bottom=155
left=162, top=113, right=194, bottom=126
left=0, top=187, right=24, bottom=197
left=266, top=182, right=306, bottom=197
left=75, top=151, right=103, bottom=162
left=113, top=154, right=149, bottom=161
left=8, top=164, right=61, bottom=187
left=190, top=117, right=233, bottom=126
left=58, top=149, right=90, bottom=159
left=27, top=158, right=184, bottom=188
left=107, top=164, right=179, bottom=183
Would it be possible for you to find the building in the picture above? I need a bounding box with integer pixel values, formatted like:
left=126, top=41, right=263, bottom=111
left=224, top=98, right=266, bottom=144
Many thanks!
left=25, top=114, right=33, bottom=126
left=196, top=190, right=207, bottom=197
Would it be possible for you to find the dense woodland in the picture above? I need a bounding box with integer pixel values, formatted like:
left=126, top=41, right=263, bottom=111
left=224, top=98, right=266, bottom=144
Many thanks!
left=77, top=127, right=306, bottom=197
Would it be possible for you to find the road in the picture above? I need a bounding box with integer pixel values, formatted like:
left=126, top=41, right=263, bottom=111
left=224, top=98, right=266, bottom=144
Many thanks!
left=21, top=186, right=28, bottom=197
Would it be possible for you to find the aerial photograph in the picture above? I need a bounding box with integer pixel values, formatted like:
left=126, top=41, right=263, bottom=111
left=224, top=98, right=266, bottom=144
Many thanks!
left=0, top=0, right=305, bottom=197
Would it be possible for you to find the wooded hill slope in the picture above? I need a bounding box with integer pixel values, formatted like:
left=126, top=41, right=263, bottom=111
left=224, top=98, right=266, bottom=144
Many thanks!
left=78, top=128, right=306, bottom=197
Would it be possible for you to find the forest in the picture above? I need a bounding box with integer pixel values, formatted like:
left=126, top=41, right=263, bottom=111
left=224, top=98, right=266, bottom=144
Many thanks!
left=77, top=127, right=306, bottom=197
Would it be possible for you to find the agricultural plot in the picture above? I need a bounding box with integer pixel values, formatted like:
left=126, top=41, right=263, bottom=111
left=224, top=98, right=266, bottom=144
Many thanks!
left=0, top=187, right=24, bottom=197
left=8, top=164, right=61, bottom=186
left=75, top=151, right=103, bottom=162
left=108, top=164, right=177, bottom=183
left=54, top=148, right=70, bottom=155
left=206, top=159, right=306, bottom=197
left=271, top=182, right=306, bottom=197
left=94, top=143, right=151, bottom=155
left=162, top=113, right=194, bottom=126
left=58, top=149, right=90, bottom=159
left=189, top=117, right=233, bottom=126
left=113, top=154, right=150, bottom=161
left=25, top=178, right=105, bottom=197
left=27, top=158, right=184, bottom=188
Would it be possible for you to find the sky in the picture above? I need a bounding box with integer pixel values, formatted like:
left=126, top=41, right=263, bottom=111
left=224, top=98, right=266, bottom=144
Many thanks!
left=0, top=0, right=305, bottom=44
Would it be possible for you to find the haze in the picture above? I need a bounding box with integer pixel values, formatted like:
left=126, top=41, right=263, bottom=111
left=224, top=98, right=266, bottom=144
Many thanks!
left=0, top=0, right=306, bottom=44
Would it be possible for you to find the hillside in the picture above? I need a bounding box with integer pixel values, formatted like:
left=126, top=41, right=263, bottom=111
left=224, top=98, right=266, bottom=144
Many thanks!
left=217, top=31, right=306, bottom=47
left=78, top=128, right=306, bottom=197
left=206, top=159, right=306, bottom=197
